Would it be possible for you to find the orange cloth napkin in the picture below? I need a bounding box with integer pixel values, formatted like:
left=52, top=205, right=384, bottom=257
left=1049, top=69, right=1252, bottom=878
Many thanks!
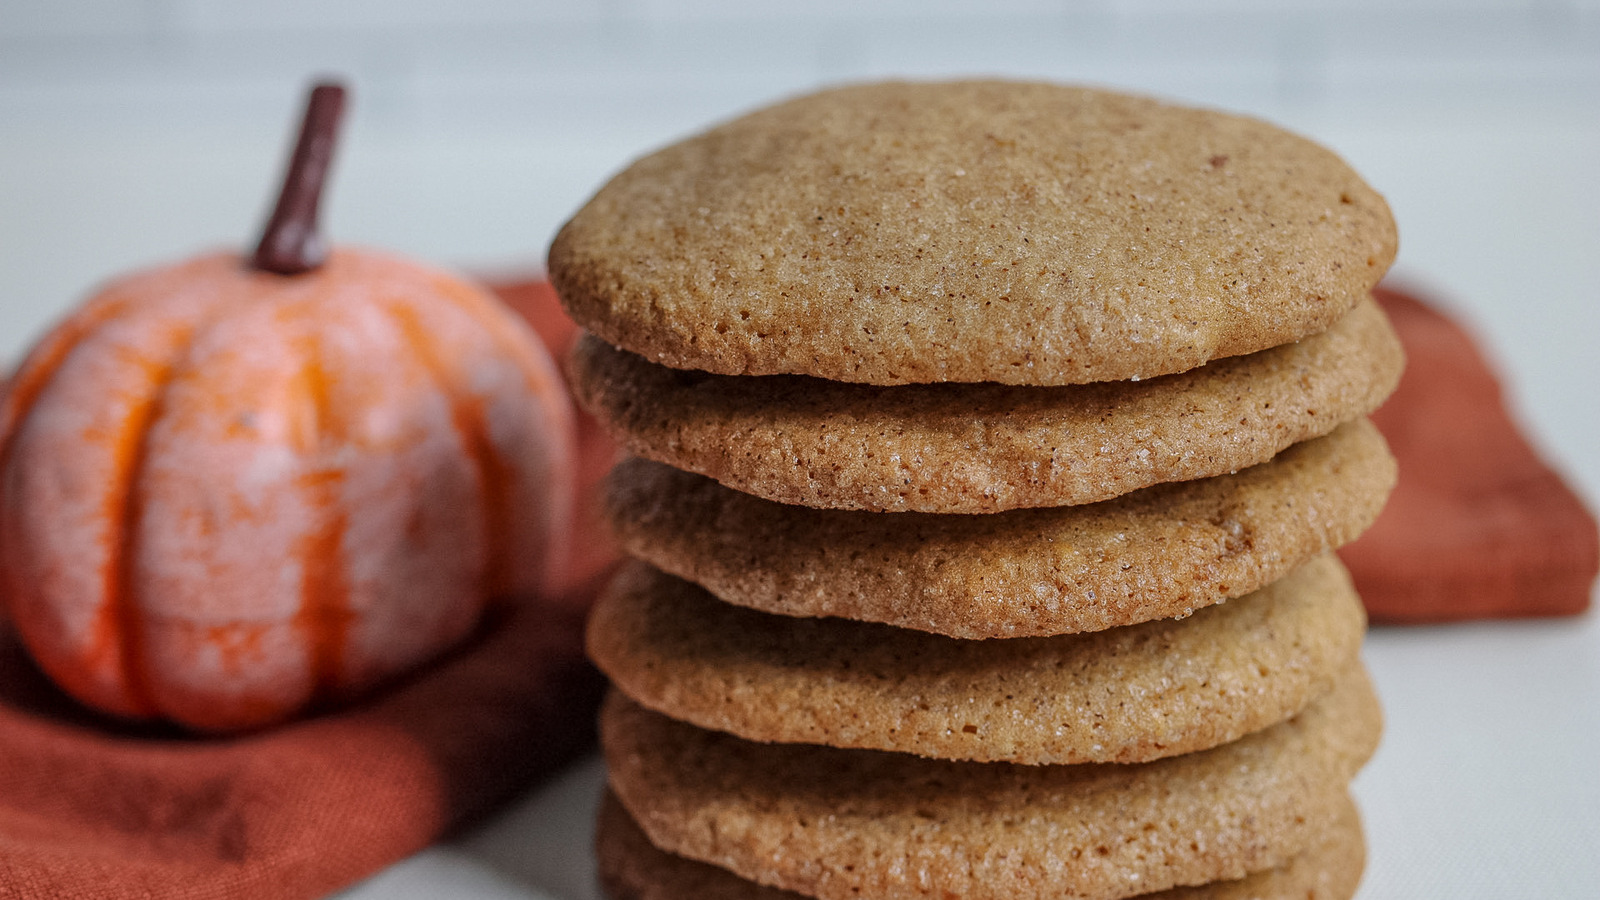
left=0, top=578, right=605, bottom=899
left=1339, top=286, right=1597, bottom=621
left=0, top=279, right=1591, bottom=900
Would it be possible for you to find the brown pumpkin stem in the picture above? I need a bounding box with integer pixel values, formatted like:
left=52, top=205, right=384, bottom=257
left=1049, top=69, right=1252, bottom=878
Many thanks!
left=253, top=82, right=348, bottom=275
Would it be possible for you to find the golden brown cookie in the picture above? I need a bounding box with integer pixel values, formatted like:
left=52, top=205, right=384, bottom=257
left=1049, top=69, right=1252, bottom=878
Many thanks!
left=595, top=789, right=1366, bottom=900
left=570, top=299, right=1402, bottom=513
left=550, top=80, right=1396, bottom=386
left=589, top=554, right=1365, bottom=764
left=605, top=419, right=1395, bottom=638
left=601, top=665, right=1381, bottom=900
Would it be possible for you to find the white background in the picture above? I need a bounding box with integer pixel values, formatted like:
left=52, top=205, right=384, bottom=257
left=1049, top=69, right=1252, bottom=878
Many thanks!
left=1, top=2, right=1597, bottom=898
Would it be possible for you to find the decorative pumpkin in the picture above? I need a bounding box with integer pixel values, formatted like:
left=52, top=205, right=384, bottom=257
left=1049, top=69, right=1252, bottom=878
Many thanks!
left=0, top=84, right=576, bottom=732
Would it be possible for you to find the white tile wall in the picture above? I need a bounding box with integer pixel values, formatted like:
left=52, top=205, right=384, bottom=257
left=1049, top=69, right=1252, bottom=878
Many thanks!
left=2, top=2, right=1597, bottom=484
left=0, top=0, right=153, bottom=38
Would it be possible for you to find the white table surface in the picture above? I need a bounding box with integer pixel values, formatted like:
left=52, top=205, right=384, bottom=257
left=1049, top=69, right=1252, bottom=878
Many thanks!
left=2, top=6, right=1597, bottom=898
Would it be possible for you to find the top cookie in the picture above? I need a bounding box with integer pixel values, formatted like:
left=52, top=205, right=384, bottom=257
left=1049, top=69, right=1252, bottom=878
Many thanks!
left=550, top=80, right=1396, bottom=386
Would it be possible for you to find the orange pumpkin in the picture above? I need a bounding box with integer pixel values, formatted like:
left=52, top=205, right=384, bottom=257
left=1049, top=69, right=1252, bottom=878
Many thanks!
left=0, top=248, right=576, bottom=732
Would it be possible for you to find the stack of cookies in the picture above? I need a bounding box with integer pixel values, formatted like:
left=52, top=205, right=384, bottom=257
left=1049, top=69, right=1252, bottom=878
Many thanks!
left=550, top=81, right=1401, bottom=900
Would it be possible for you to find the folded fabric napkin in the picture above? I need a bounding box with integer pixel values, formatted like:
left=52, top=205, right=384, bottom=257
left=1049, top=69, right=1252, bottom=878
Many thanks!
left=0, top=279, right=1591, bottom=900
left=0, top=578, right=606, bottom=899
left=1339, top=285, right=1597, bottom=621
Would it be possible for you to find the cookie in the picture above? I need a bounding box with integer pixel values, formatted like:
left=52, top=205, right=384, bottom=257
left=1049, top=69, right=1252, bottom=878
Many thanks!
left=601, top=665, right=1380, bottom=900
left=605, top=418, right=1394, bottom=638
left=570, top=298, right=1402, bottom=513
left=595, top=789, right=1366, bottom=900
left=589, top=554, right=1364, bottom=764
left=549, top=80, right=1396, bottom=386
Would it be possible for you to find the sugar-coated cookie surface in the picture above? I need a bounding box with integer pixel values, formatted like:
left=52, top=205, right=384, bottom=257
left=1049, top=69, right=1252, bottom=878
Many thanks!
left=595, top=790, right=1366, bottom=900
left=589, top=554, right=1364, bottom=764
left=605, top=419, right=1394, bottom=638
left=601, top=667, right=1380, bottom=900
left=571, top=299, right=1401, bottom=513
left=550, top=80, right=1396, bottom=386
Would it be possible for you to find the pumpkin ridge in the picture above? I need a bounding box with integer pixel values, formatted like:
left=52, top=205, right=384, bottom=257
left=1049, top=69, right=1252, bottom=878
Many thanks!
left=383, top=300, right=506, bottom=602
left=425, top=271, right=570, bottom=405
left=419, top=273, right=577, bottom=588
left=287, top=322, right=354, bottom=701
left=0, top=297, right=136, bottom=466
left=0, top=302, right=133, bottom=688
left=107, top=334, right=193, bottom=720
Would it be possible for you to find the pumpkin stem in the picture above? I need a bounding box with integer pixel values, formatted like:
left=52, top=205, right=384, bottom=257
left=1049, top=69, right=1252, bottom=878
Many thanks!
left=253, top=81, right=347, bottom=275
